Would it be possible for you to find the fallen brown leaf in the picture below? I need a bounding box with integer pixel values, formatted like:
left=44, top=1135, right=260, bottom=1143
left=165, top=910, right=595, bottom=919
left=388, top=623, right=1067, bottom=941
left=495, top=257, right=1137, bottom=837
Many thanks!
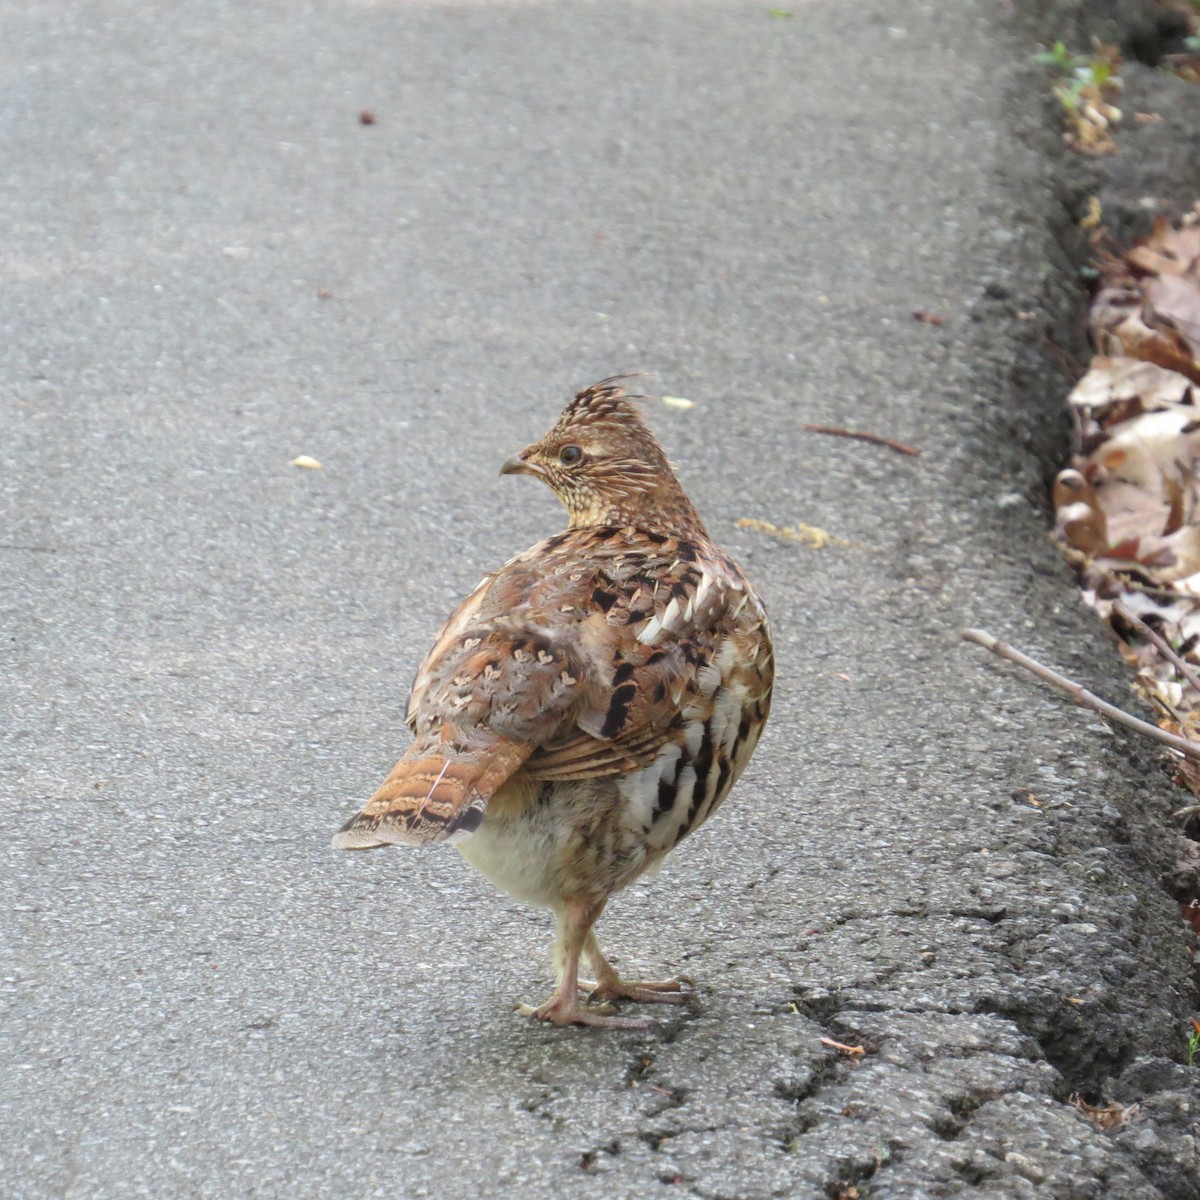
left=737, top=517, right=867, bottom=551
left=1070, top=1093, right=1135, bottom=1131
left=1126, top=216, right=1200, bottom=279
left=1053, top=469, right=1109, bottom=556
left=1080, top=196, right=1103, bottom=231
left=1145, top=274, right=1200, bottom=364
left=1092, top=215, right=1200, bottom=384
left=1092, top=285, right=1200, bottom=383
left=1067, top=357, right=1195, bottom=441
left=738, top=517, right=827, bottom=549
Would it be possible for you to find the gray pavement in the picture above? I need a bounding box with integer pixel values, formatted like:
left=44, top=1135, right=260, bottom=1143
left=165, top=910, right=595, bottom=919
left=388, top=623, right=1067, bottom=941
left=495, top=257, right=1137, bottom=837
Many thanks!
left=3, top=1, right=1198, bottom=1197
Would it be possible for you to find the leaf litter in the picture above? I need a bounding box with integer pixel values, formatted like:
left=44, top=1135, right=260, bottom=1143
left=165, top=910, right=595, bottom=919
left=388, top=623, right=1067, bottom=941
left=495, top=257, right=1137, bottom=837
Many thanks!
left=1053, top=208, right=1200, bottom=754
left=964, top=199, right=1200, bottom=969
left=1047, top=202, right=1200, bottom=933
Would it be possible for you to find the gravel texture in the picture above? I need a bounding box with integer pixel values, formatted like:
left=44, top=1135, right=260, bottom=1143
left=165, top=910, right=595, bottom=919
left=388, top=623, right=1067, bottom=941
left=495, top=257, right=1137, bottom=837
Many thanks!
left=2, top=1, right=1199, bottom=1196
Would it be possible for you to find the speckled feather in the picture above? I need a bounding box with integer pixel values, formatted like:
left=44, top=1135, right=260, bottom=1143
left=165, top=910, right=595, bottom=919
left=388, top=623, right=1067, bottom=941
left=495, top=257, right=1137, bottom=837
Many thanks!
left=333, top=379, right=774, bottom=1026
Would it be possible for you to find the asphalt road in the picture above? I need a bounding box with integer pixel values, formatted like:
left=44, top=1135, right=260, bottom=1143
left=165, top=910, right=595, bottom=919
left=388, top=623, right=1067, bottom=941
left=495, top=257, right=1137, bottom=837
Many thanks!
left=3, top=1, right=1198, bottom=1197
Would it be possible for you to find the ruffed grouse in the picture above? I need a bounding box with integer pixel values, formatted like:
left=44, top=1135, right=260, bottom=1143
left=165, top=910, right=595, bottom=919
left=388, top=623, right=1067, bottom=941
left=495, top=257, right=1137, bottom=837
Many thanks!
left=333, top=379, right=774, bottom=1029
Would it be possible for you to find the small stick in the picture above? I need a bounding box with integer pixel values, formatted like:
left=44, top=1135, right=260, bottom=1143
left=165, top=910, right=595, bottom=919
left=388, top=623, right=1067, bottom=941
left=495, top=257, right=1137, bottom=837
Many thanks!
left=1111, top=600, right=1200, bottom=699
left=961, top=628, right=1200, bottom=762
left=802, top=424, right=920, bottom=458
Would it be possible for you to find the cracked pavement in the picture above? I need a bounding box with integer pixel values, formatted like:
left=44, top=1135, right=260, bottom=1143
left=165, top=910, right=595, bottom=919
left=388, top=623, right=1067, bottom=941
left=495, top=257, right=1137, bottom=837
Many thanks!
left=3, top=0, right=1199, bottom=1197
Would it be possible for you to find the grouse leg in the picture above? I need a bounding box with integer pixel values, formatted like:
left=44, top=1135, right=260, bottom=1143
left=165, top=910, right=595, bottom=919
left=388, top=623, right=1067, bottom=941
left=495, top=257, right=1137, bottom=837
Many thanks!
left=578, top=929, right=693, bottom=1005
left=517, top=899, right=656, bottom=1029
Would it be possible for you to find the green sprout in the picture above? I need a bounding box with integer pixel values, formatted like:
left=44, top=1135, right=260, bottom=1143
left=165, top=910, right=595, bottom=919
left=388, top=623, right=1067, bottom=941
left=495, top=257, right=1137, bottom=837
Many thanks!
left=1031, top=40, right=1089, bottom=71
left=1031, top=41, right=1116, bottom=112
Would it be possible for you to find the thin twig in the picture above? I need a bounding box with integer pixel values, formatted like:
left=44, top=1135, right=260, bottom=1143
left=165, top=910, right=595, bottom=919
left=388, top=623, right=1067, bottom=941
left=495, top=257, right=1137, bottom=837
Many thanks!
left=961, top=627, right=1200, bottom=762
left=801, top=424, right=920, bottom=458
left=1147, top=689, right=1188, bottom=729
left=1112, top=599, right=1200, bottom=699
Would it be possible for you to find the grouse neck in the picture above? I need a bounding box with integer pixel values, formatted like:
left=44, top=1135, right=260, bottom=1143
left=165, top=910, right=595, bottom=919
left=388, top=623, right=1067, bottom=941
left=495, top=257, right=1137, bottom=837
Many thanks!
left=567, top=499, right=711, bottom=545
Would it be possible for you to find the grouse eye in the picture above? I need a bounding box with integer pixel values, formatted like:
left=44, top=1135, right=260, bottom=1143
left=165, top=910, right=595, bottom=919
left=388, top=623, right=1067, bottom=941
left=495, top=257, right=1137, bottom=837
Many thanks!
left=558, top=444, right=583, bottom=466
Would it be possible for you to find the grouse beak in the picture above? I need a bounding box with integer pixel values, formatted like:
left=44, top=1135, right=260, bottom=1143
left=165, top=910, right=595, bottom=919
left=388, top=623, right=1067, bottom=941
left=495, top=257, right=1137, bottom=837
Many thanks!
left=499, top=453, right=544, bottom=478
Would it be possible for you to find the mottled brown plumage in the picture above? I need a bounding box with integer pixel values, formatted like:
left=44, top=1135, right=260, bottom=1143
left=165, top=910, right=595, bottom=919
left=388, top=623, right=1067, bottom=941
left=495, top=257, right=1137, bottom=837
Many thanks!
left=333, top=378, right=774, bottom=1028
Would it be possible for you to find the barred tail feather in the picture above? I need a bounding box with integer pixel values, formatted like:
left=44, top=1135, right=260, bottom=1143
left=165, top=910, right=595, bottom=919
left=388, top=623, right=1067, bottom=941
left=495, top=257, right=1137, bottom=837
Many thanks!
left=331, top=732, right=531, bottom=850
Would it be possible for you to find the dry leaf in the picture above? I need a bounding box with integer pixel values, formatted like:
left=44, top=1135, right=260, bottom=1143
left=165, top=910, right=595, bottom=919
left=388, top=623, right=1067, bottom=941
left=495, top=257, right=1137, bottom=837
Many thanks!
left=1091, top=407, right=1200, bottom=491
left=1092, top=216, right=1200, bottom=383
left=1144, top=274, right=1200, bottom=364
left=1080, top=196, right=1103, bottom=231
left=1082, top=479, right=1166, bottom=553
left=1067, top=357, right=1194, bottom=440
left=1092, top=285, right=1200, bottom=383
left=1138, top=526, right=1200, bottom=583
left=1126, top=217, right=1200, bottom=278
left=1052, top=469, right=1108, bottom=555
left=1070, top=1093, right=1134, bottom=1131
left=1164, top=471, right=1188, bottom=535
left=736, top=517, right=868, bottom=551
